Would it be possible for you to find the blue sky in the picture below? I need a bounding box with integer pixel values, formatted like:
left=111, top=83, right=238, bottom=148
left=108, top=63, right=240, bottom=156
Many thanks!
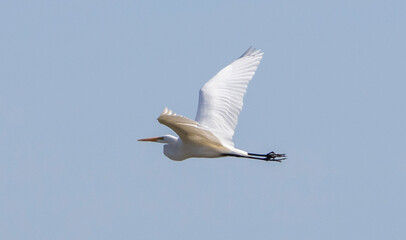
left=1, top=1, right=405, bottom=239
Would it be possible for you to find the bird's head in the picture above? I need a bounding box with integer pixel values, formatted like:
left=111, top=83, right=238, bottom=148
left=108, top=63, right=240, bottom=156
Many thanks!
left=138, top=135, right=178, bottom=144
left=138, top=135, right=183, bottom=160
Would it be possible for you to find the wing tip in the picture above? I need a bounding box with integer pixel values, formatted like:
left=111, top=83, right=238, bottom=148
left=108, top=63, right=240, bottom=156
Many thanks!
left=161, top=107, right=168, bottom=115
left=160, top=107, right=173, bottom=115
left=240, top=46, right=263, bottom=58
left=159, top=107, right=182, bottom=119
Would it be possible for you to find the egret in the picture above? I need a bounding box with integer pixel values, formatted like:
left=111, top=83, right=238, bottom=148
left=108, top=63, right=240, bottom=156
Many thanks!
left=139, top=47, right=286, bottom=162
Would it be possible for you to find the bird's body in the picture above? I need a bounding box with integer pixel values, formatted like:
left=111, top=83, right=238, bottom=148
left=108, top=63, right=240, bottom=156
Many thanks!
left=156, top=108, right=240, bottom=160
left=139, top=47, right=286, bottom=162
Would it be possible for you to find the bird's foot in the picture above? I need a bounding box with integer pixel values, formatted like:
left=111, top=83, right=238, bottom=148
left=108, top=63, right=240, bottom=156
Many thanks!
left=265, top=151, right=287, bottom=162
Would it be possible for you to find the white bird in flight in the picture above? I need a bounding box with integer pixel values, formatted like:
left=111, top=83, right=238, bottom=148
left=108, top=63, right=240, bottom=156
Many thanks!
left=139, top=47, right=286, bottom=162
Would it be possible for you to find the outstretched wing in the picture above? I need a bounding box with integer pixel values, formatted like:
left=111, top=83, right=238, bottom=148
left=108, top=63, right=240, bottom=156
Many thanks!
left=158, top=107, right=223, bottom=147
left=195, top=47, right=263, bottom=148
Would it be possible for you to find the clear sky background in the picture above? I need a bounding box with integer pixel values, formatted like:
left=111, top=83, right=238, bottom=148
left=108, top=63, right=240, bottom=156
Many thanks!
left=1, top=1, right=405, bottom=239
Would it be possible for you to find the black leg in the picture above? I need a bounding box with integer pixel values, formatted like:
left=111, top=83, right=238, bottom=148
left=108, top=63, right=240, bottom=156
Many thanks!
left=248, top=151, right=286, bottom=161
left=223, top=152, right=287, bottom=162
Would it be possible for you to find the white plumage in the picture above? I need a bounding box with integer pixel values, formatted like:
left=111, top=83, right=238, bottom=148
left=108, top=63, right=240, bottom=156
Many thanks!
left=139, top=47, right=286, bottom=162
left=195, top=47, right=263, bottom=148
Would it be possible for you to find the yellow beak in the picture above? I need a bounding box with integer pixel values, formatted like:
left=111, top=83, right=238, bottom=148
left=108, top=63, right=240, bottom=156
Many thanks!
left=138, top=137, right=163, bottom=142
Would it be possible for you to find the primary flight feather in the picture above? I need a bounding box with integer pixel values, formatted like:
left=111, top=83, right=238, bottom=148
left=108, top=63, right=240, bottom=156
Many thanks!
left=139, top=47, right=286, bottom=162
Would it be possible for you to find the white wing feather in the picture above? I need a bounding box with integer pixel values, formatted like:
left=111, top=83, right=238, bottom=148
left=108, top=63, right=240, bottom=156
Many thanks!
left=195, top=47, right=263, bottom=148
left=158, top=107, right=224, bottom=148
